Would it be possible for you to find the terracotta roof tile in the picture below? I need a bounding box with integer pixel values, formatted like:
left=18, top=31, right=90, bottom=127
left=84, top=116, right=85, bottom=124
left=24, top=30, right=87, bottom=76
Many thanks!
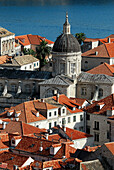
left=53, top=94, right=83, bottom=113
left=85, top=93, right=114, bottom=115
left=15, top=136, right=58, bottom=156
left=0, top=152, right=31, bottom=169
left=82, top=43, right=114, bottom=58
left=104, top=142, right=114, bottom=155
left=15, top=34, right=54, bottom=47
left=87, top=62, right=114, bottom=76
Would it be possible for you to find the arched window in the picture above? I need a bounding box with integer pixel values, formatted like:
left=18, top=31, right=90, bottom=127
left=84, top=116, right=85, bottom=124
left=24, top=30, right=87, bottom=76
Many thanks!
left=85, top=61, right=88, bottom=64
left=98, top=88, right=103, bottom=98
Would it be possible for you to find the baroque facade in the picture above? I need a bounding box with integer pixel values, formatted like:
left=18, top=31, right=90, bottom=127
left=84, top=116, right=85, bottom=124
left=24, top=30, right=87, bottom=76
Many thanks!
left=0, top=27, right=15, bottom=56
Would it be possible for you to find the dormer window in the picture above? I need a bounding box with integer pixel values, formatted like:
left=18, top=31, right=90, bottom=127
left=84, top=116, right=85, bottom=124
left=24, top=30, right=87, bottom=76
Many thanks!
left=98, top=88, right=103, bottom=98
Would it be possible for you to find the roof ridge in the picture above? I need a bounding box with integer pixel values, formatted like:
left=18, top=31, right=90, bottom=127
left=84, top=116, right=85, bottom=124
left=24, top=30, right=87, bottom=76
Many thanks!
left=104, top=62, right=113, bottom=73
left=23, top=102, right=27, bottom=123
left=57, top=75, right=69, bottom=85
left=104, top=43, right=110, bottom=58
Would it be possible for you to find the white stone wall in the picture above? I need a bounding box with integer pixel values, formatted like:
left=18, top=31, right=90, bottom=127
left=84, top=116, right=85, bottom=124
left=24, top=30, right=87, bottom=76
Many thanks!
left=29, top=111, right=84, bottom=130
left=20, top=61, right=39, bottom=71
left=73, top=137, right=94, bottom=149
left=87, top=113, right=110, bottom=145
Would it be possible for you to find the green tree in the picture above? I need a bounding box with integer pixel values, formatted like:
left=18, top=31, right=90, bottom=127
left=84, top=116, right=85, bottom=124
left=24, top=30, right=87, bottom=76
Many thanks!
left=23, top=48, right=36, bottom=57
left=36, top=40, right=51, bottom=68
left=75, top=32, right=86, bottom=45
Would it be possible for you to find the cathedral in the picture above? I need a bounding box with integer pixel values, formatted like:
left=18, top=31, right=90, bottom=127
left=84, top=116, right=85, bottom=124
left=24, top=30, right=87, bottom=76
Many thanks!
left=39, top=13, right=82, bottom=98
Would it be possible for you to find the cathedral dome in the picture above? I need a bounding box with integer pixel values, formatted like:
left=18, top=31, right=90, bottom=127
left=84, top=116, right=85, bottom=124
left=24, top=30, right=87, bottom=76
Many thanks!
left=53, top=33, right=81, bottom=53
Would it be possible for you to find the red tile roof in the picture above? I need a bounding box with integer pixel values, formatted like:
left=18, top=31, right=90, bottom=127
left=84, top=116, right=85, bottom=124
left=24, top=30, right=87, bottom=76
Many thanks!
left=54, top=142, right=76, bottom=159
left=84, top=38, right=99, bottom=42
left=85, top=93, right=114, bottom=115
left=65, top=127, right=93, bottom=140
left=0, top=152, right=32, bottom=169
left=53, top=94, right=83, bottom=113
left=0, top=55, right=11, bottom=64
left=15, top=34, right=54, bottom=47
left=87, top=62, right=114, bottom=76
left=104, top=142, right=114, bottom=155
left=70, top=97, right=87, bottom=106
left=3, top=120, right=46, bottom=136
left=0, top=100, right=57, bottom=123
left=15, top=136, right=58, bottom=156
left=82, top=43, right=114, bottom=58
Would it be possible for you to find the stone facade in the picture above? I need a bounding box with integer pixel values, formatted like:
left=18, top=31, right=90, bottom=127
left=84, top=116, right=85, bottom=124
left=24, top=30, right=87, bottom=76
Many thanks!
left=0, top=27, right=15, bottom=56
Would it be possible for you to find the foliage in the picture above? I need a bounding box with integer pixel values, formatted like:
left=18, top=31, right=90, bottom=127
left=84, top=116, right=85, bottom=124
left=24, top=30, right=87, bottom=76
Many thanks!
left=36, top=40, right=51, bottom=68
left=23, top=48, right=36, bottom=56
left=75, top=32, right=86, bottom=45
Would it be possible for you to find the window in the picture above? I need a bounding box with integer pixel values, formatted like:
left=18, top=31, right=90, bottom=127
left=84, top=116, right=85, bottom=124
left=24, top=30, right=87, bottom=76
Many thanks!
left=86, top=114, right=90, bottom=120
left=11, top=84, right=17, bottom=92
left=62, top=109, right=65, bottom=114
left=12, top=140, right=15, bottom=144
left=73, top=116, right=76, bottom=122
left=71, top=63, right=75, bottom=74
left=37, top=62, right=39, bottom=66
left=54, top=111, right=57, bottom=116
left=98, top=88, right=103, bottom=98
left=85, top=61, right=88, bottom=64
left=62, top=118, right=65, bottom=125
left=94, top=133, right=99, bottom=142
left=25, top=67, right=26, bottom=70
left=86, top=126, right=90, bottom=134
left=54, top=121, right=57, bottom=127
left=80, top=115, right=83, bottom=121
left=34, top=63, right=36, bottom=67
left=81, top=87, right=86, bottom=95
left=49, top=112, right=51, bottom=117
left=29, top=65, right=32, bottom=69
left=68, top=117, right=70, bottom=123
left=94, top=121, right=99, bottom=130
left=60, top=63, right=65, bottom=74
left=107, top=131, right=110, bottom=139
left=49, top=123, right=51, bottom=129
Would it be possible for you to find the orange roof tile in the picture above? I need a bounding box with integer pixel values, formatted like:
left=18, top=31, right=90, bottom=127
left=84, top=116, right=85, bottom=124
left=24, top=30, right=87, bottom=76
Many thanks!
left=65, top=127, right=93, bottom=140
left=82, top=43, right=114, bottom=58
left=0, top=152, right=31, bottom=169
left=104, top=142, right=114, bottom=155
left=0, top=55, right=10, bottom=64
left=15, top=34, right=54, bottom=47
left=53, top=94, right=83, bottom=113
left=3, top=120, right=46, bottom=136
left=87, top=62, right=114, bottom=76
left=85, top=93, right=114, bottom=115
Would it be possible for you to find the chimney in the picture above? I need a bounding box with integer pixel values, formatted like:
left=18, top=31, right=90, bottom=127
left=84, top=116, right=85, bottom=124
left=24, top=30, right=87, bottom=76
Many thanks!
left=95, top=51, right=98, bottom=55
left=56, top=93, right=59, bottom=102
left=45, top=133, right=48, bottom=140
left=108, top=37, right=111, bottom=43
left=62, top=124, right=66, bottom=132
left=41, top=98, right=44, bottom=102
left=15, top=118, right=19, bottom=121
left=2, top=122, right=6, bottom=130
left=13, top=165, right=18, bottom=170
left=39, top=141, right=43, bottom=152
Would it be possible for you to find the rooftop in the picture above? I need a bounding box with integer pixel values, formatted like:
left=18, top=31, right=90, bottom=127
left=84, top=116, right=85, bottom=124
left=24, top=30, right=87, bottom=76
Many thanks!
left=82, top=42, right=114, bottom=58
left=0, top=27, right=14, bottom=37
left=87, top=62, right=114, bottom=77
